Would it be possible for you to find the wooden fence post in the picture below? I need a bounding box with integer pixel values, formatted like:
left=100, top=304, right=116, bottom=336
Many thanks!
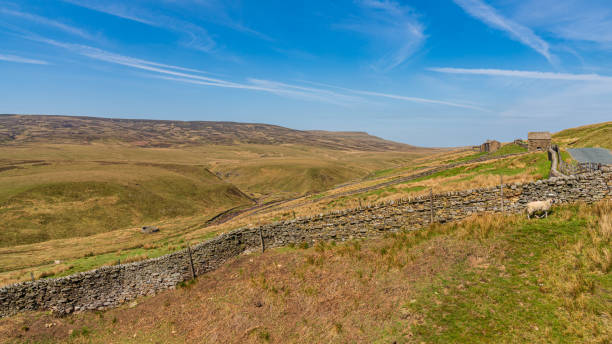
left=187, top=242, right=196, bottom=280
left=30, top=272, right=35, bottom=282
left=259, top=227, right=265, bottom=253
left=430, top=188, right=434, bottom=224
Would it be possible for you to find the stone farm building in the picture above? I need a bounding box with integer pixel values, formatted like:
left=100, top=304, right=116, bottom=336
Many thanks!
left=479, top=140, right=501, bottom=153
left=528, top=132, right=552, bottom=152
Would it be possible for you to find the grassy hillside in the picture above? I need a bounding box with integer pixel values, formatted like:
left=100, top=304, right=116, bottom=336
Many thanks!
left=0, top=147, right=542, bottom=285
left=2, top=201, right=609, bottom=343
left=553, top=121, right=612, bottom=149
left=218, top=150, right=549, bottom=226
left=0, top=115, right=431, bottom=247
left=0, top=142, right=425, bottom=245
left=212, top=159, right=369, bottom=200
left=0, top=159, right=253, bottom=247
left=0, top=139, right=429, bottom=284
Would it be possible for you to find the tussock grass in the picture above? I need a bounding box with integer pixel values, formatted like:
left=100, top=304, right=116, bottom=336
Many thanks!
left=4, top=201, right=610, bottom=343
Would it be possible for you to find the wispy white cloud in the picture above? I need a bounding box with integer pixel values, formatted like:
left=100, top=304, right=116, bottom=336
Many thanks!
left=500, top=82, right=612, bottom=121
left=453, top=0, right=553, bottom=62
left=62, top=0, right=216, bottom=52
left=0, top=53, right=48, bottom=65
left=29, top=35, right=227, bottom=82
left=339, top=0, right=426, bottom=71
left=24, top=35, right=363, bottom=105
left=62, top=1, right=153, bottom=25
left=348, top=89, right=489, bottom=112
left=511, top=0, right=612, bottom=45
left=0, top=7, right=94, bottom=40
left=153, top=75, right=363, bottom=106
left=246, top=79, right=365, bottom=104
left=430, top=67, right=612, bottom=82
left=157, top=0, right=273, bottom=41
left=298, top=79, right=489, bottom=112
left=23, top=31, right=486, bottom=110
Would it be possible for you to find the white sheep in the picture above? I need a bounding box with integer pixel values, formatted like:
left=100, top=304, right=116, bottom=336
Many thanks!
left=526, top=199, right=553, bottom=219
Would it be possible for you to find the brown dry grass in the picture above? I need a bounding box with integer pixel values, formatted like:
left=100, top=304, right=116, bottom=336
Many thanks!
left=189, top=159, right=538, bottom=237
left=1, top=202, right=611, bottom=343
left=0, top=140, right=433, bottom=285
left=0, top=227, right=476, bottom=343
left=0, top=147, right=540, bottom=287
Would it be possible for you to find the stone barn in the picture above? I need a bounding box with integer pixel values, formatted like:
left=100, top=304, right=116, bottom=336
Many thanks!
left=528, top=132, right=552, bottom=151
left=479, top=140, right=501, bottom=153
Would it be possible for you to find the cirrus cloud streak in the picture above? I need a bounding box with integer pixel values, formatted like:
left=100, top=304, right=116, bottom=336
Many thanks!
left=430, top=67, right=612, bottom=82
left=0, top=53, right=48, bottom=65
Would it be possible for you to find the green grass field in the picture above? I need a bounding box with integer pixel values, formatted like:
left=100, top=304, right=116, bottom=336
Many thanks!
left=490, top=142, right=528, bottom=156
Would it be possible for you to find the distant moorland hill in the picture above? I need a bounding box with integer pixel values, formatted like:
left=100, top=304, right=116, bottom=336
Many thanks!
left=0, top=114, right=420, bottom=151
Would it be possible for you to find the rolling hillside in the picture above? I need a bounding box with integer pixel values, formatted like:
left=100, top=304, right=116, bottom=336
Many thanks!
left=0, top=160, right=253, bottom=247
left=553, top=121, right=612, bottom=150
left=0, top=114, right=434, bottom=284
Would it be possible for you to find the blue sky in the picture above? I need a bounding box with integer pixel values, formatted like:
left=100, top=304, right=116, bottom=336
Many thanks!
left=1, top=0, right=611, bottom=146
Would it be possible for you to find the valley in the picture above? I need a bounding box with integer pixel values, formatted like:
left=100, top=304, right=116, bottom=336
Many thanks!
left=0, top=115, right=611, bottom=344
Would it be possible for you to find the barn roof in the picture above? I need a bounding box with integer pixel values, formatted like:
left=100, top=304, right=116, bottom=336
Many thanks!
left=528, top=131, right=551, bottom=140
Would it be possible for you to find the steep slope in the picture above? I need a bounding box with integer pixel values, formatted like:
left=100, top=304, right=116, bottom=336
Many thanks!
left=553, top=121, right=612, bottom=149
left=0, top=114, right=420, bottom=151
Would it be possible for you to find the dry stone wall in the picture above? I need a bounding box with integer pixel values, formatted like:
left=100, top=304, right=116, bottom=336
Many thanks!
left=1, top=170, right=610, bottom=318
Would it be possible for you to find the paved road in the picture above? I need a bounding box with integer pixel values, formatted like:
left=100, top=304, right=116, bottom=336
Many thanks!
left=568, top=148, right=612, bottom=164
